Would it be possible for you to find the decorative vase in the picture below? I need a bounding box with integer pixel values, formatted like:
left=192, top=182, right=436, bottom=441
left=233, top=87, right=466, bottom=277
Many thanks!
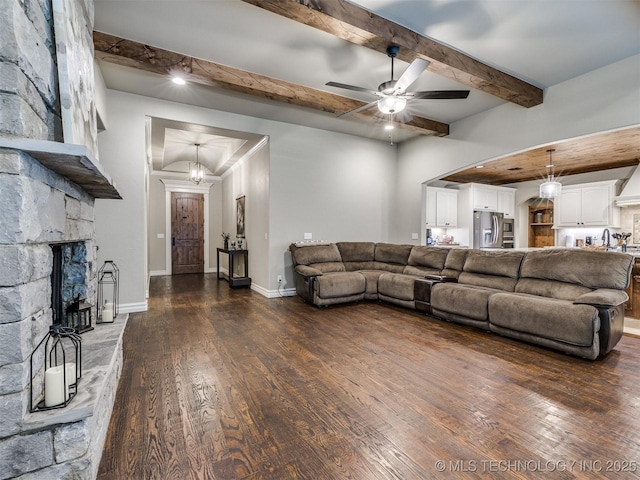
left=224, top=240, right=229, bottom=250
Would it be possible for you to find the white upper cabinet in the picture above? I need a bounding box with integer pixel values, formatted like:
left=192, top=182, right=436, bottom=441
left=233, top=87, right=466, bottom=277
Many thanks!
left=497, top=189, right=515, bottom=218
left=555, top=181, right=620, bottom=227
left=425, top=188, right=438, bottom=226
left=436, top=190, right=458, bottom=227
left=472, top=185, right=498, bottom=211
left=425, top=187, right=458, bottom=227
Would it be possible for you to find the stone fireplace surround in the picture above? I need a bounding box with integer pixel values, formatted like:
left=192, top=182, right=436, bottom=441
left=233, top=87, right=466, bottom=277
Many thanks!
left=0, top=146, right=125, bottom=479
left=0, top=1, right=124, bottom=477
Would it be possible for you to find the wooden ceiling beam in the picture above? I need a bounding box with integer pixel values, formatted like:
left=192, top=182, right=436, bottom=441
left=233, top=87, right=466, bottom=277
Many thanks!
left=240, top=0, right=543, bottom=108
left=93, top=32, right=450, bottom=137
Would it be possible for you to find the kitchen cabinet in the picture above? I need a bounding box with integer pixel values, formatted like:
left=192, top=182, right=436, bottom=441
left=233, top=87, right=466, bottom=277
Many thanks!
left=497, top=190, right=515, bottom=218
left=425, top=187, right=457, bottom=227
left=555, top=181, right=620, bottom=227
left=472, top=185, right=498, bottom=211
left=528, top=203, right=554, bottom=248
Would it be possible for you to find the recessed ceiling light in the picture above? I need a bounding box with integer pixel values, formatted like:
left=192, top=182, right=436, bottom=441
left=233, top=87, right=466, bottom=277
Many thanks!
left=172, top=77, right=186, bottom=85
left=475, top=165, right=484, bottom=169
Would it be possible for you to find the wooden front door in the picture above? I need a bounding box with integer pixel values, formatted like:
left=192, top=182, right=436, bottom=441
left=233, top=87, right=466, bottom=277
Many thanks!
left=171, top=192, right=204, bottom=274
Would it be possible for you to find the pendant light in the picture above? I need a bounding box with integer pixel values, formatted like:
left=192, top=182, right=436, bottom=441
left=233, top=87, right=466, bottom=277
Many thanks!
left=540, top=148, right=562, bottom=198
left=189, top=143, right=205, bottom=185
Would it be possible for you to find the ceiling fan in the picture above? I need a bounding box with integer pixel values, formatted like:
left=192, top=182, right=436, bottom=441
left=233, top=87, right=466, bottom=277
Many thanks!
left=326, top=46, right=470, bottom=119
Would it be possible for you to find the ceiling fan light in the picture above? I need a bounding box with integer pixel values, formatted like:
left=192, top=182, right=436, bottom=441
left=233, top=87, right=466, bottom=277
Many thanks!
left=540, top=178, right=562, bottom=198
left=378, top=96, right=407, bottom=114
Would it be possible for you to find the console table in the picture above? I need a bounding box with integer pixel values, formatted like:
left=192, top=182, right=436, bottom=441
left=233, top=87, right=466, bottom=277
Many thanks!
left=217, top=248, right=251, bottom=288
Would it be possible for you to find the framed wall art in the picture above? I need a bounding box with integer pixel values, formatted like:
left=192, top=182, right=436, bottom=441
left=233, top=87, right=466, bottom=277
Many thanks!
left=236, top=195, right=245, bottom=238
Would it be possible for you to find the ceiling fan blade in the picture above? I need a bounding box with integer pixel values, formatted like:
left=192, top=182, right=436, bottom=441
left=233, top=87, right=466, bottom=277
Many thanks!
left=394, top=58, right=430, bottom=93
left=326, top=81, right=379, bottom=96
left=337, top=99, right=379, bottom=118
left=410, top=90, right=470, bottom=100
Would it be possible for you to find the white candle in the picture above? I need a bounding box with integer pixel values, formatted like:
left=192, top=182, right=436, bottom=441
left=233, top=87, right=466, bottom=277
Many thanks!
left=44, top=365, right=67, bottom=407
left=102, top=307, right=114, bottom=323
left=65, top=362, right=76, bottom=393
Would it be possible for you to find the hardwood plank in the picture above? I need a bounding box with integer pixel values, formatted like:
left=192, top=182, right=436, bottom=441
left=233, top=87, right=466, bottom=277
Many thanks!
left=98, top=274, right=640, bottom=479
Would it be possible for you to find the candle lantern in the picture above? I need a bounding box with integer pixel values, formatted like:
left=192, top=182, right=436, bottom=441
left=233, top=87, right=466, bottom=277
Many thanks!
left=29, top=324, right=82, bottom=412
left=66, top=295, right=93, bottom=333
left=97, top=260, right=119, bottom=323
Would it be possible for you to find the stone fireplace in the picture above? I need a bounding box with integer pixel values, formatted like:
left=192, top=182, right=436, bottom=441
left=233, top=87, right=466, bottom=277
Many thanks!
left=0, top=1, right=123, bottom=479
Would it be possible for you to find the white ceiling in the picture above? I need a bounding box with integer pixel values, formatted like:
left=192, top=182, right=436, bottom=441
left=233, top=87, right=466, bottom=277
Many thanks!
left=94, top=0, right=640, bottom=164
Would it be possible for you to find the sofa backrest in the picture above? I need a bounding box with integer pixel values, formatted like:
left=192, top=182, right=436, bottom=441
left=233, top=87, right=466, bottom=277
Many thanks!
left=519, top=249, right=633, bottom=291
left=441, top=249, right=469, bottom=279
left=374, top=243, right=413, bottom=273
left=458, top=250, right=525, bottom=291
left=289, top=243, right=345, bottom=273
left=403, top=246, right=450, bottom=277
left=337, top=242, right=376, bottom=271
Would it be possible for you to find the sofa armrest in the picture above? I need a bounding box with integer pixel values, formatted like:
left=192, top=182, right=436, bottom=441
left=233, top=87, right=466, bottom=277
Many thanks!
left=293, top=265, right=322, bottom=304
left=574, top=289, right=629, bottom=308
left=295, top=265, right=323, bottom=277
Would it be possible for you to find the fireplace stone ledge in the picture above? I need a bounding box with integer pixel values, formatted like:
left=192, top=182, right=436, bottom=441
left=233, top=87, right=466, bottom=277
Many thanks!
left=0, top=138, right=121, bottom=200
left=16, top=315, right=128, bottom=479
left=24, top=316, right=127, bottom=430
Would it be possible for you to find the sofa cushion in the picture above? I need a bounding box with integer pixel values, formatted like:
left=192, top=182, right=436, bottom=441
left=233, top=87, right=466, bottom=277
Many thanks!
left=314, top=272, right=365, bottom=299
left=458, top=272, right=518, bottom=292
left=520, top=249, right=633, bottom=290
left=358, top=270, right=385, bottom=297
left=378, top=273, right=416, bottom=301
left=336, top=242, right=375, bottom=262
left=374, top=243, right=413, bottom=265
left=337, top=242, right=376, bottom=271
left=291, top=244, right=342, bottom=266
left=402, top=265, right=442, bottom=277
left=309, top=262, right=346, bottom=273
left=515, top=278, right=591, bottom=301
left=431, top=283, right=498, bottom=321
left=408, top=246, right=449, bottom=269
left=463, top=250, right=525, bottom=278
left=489, top=292, right=599, bottom=347
left=441, top=249, right=469, bottom=278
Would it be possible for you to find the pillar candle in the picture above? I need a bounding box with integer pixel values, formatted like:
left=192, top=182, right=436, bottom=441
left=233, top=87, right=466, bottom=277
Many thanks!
left=65, top=362, right=76, bottom=392
left=102, top=307, right=114, bottom=323
left=44, top=365, right=67, bottom=407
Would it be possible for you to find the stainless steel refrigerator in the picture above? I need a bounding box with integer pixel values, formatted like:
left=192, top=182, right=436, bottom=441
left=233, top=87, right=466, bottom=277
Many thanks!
left=473, top=211, right=504, bottom=248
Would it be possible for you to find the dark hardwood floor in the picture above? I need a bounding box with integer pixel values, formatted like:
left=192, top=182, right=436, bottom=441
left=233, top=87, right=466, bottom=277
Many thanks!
left=98, top=274, right=640, bottom=479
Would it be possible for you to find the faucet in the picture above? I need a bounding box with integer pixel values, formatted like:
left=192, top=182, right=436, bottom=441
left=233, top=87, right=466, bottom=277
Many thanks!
left=602, top=228, right=611, bottom=248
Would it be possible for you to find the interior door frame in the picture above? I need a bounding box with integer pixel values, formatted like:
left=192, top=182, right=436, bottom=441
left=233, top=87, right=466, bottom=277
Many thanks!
left=161, top=179, right=213, bottom=275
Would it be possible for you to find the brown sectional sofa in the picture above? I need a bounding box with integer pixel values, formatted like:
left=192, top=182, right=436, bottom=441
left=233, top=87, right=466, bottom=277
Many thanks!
left=289, top=242, right=634, bottom=360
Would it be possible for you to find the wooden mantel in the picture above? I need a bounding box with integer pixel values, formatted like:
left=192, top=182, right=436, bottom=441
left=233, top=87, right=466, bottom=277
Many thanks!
left=0, top=138, right=122, bottom=199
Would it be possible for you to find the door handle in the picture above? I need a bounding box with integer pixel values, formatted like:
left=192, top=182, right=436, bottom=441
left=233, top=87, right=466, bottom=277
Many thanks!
left=172, top=237, right=175, bottom=246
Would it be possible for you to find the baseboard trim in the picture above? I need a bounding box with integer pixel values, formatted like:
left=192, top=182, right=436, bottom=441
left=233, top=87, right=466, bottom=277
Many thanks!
left=118, top=301, right=148, bottom=313
left=149, top=270, right=169, bottom=277
left=251, top=283, right=297, bottom=298
left=204, top=266, right=218, bottom=274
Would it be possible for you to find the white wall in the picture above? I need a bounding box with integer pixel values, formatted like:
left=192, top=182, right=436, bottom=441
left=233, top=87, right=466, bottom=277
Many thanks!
left=393, top=54, right=640, bottom=244
left=96, top=89, right=395, bottom=305
left=220, top=141, right=269, bottom=291
left=95, top=95, right=148, bottom=312
left=269, top=128, right=396, bottom=290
